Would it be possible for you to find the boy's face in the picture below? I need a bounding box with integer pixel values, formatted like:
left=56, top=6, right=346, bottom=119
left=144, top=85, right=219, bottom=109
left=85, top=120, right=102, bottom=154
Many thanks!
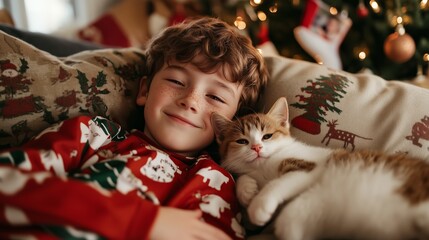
left=137, top=57, right=243, bottom=157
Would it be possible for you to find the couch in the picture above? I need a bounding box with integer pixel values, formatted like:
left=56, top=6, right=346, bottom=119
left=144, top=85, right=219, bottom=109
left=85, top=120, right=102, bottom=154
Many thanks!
left=1, top=24, right=429, bottom=238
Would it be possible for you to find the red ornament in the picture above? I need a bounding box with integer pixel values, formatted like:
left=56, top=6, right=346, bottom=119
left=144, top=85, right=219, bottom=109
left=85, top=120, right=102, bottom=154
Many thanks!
left=357, top=2, right=369, bottom=18
left=383, top=32, right=416, bottom=63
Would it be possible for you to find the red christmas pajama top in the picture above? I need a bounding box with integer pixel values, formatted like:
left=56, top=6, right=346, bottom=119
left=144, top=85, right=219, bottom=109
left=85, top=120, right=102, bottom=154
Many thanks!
left=0, top=116, right=244, bottom=239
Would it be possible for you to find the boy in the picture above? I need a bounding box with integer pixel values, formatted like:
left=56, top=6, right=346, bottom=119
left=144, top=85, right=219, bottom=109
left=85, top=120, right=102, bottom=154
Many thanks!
left=0, top=17, right=268, bottom=239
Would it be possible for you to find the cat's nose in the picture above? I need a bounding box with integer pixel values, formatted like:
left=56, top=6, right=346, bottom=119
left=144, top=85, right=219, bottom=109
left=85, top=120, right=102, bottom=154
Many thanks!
left=251, top=144, right=262, bottom=153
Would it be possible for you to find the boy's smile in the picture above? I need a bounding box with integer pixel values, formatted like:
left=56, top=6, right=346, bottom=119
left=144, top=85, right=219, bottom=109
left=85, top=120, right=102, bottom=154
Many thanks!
left=165, top=113, right=201, bottom=128
left=136, top=57, right=243, bottom=157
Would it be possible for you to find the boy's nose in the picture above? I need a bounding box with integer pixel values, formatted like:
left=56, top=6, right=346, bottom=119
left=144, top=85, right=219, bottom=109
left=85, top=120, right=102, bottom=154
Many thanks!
left=178, top=91, right=200, bottom=112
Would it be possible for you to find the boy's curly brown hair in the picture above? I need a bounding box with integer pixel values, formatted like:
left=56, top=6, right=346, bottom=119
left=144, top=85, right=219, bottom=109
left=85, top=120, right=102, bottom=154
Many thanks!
left=144, top=17, right=268, bottom=116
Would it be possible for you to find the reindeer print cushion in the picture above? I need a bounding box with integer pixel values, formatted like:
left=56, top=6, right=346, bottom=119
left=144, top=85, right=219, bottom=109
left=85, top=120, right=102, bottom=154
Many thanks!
left=0, top=30, right=145, bottom=148
left=259, top=56, right=429, bottom=160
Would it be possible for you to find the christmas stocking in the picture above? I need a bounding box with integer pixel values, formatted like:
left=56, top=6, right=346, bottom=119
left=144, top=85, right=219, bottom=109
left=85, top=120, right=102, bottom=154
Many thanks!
left=294, top=0, right=352, bottom=70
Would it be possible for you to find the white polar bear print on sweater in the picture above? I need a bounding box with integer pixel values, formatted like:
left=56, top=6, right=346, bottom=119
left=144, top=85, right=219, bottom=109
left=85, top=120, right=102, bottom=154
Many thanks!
left=0, top=167, right=50, bottom=195
left=196, top=167, right=229, bottom=191
left=40, top=150, right=66, bottom=177
left=80, top=120, right=110, bottom=150
left=117, top=167, right=148, bottom=194
left=199, top=194, right=230, bottom=219
left=141, top=146, right=182, bottom=183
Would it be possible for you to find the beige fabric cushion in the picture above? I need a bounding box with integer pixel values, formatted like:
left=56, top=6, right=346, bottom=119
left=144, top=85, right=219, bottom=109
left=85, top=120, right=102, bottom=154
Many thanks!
left=259, top=56, right=429, bottom=160
left=0, top=30, right=145, bottom=148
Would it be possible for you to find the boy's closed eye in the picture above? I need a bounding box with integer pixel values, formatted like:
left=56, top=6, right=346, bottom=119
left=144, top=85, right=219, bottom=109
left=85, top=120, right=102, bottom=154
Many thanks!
left=166, top=79, right=184, bottom=86
left=165, top=78, right=227, bottom=104
left=207, top=94, right=225, bottom=104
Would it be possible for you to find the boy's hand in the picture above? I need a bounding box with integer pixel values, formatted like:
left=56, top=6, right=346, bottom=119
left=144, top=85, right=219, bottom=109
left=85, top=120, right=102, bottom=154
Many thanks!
left=150, top=207, right=233, bottom=240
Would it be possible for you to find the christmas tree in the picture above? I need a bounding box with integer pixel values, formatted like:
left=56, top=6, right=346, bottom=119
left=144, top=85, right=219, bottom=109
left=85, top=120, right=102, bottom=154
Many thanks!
left=209, top=0, right=429, bottom=81
left=290, top=74, right=351, bottom=134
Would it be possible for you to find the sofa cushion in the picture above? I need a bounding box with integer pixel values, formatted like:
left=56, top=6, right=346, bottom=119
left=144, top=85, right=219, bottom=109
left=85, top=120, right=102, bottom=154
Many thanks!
left=259, top=56, right=429, bottom=160
left=0, top=30, right=145, bottom=148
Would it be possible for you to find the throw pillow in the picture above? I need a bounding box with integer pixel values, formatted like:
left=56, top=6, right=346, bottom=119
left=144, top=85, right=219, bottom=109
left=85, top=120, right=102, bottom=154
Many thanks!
left=259, top=56, right=429, bottom=160
left=0, top=30, right=145, bottom=148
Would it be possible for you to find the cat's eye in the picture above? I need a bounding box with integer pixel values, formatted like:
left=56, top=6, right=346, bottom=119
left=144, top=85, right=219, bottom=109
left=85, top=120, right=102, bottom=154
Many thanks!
left=236, top=139, right=249, bottom=145
left=262, top=134, right=273, bottom=140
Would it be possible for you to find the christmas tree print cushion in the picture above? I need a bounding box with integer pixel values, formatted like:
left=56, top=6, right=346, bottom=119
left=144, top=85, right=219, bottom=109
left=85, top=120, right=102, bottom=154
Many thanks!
left=0, top=30, right=145, bottom=148
left=259, top=55, right=429, bottom=160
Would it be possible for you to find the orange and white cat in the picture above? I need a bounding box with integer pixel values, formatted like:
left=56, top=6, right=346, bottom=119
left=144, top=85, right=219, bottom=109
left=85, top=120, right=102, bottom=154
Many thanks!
left=211, top=97, right=429, bottom=240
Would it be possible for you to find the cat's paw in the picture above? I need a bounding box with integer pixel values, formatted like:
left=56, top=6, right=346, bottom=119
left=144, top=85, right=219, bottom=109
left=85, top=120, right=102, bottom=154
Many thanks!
left=236, top=176, right=258, bottom=207
left=247, top=195, right=277, bottom=226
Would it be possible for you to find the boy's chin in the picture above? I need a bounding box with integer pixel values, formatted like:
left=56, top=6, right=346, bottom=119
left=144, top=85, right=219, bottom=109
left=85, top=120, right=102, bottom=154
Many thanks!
left=143, top=127, right=213, bottom=156
left=157, top=137, right=209, bottom=157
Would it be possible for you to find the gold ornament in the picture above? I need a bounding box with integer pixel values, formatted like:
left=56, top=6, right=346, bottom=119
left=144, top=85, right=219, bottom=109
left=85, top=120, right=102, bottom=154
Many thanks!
left=383, top=31, right=416, bottom=64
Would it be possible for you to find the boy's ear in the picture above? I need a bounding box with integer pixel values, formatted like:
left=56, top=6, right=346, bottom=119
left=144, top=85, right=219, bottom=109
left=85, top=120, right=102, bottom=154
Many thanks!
left=210, top=112, right=231, bottom=144
left=136, top=77, right=149, bottom=106
left=267, top=97, right=289, bottom=128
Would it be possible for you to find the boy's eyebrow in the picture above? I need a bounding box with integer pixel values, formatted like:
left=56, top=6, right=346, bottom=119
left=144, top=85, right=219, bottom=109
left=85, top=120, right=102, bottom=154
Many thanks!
left=165, top=64, right=185, bottom=70
left=165, top=64, right=237, bottom=97
left=213, top=79, right=236, bottom=98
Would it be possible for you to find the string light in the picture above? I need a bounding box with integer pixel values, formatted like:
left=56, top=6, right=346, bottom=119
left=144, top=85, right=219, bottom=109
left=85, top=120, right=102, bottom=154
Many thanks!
left=354, top=45, right=369, bottom=61
left=234, top=16, right=246, bottom=30
left=269, top=0, right=278, bottom=13
left=358, top=51, right=367, bottom=60
left=394, top=0, right=406, bottom=35
left=421, top=0, right=429, bottom=9
left=257, top=11, right=267, bottom=21
left=269, top=5, right=278, bottom=13
left=329, top=7, right=338, bottom=15
left=250, top=0, right=263, bottom=6
left=370, top=0, right=381, bottom=13
left=397, top=16, right=403, bottom=24
left=424, top=53, right=429, bottom=62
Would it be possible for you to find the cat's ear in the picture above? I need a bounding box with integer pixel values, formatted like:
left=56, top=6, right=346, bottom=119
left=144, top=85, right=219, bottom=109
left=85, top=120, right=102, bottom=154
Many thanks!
left=267, top=97, right=289, bottom=128
left=211, top=112, right=231, bottom=144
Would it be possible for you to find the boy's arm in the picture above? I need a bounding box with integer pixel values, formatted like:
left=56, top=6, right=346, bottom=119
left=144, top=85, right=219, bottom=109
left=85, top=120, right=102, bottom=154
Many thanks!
left=0, top=115, right=123, bottom=174
left=150, top=207, right=232, bottom=240
left=0, top=116, right=158, bottom=239
left=173, top=159, right=245, bottom=240
left=0, top=164, right=159, bottom=239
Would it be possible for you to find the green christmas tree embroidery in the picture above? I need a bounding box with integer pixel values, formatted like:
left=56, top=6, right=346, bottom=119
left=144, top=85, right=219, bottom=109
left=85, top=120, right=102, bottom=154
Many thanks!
left=77, top=70, right=110, bottom=117
left=18, top=58, right=29, bottom=74
left=291, top=74, right=351, bottom=135
left=69, top=160, right=126, bottom=190
left=94, top=51, right=145, bottom=84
